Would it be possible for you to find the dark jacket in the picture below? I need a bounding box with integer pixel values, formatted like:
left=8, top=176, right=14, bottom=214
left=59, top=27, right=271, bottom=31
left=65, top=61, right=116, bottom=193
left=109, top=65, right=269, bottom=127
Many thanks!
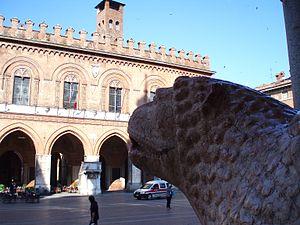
left=90, top=201, right=99, bottom=221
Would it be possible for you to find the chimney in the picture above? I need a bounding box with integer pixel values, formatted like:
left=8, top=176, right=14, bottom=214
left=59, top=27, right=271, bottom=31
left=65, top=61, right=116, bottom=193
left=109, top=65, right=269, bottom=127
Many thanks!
left=275, top=71, right=285, bottom=81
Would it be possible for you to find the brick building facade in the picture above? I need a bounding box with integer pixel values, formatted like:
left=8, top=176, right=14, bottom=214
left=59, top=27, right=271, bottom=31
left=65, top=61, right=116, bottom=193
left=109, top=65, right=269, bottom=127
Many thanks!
left=0, top=0, right=213, bottom=193
left=256, top=71, right=293, bottom=108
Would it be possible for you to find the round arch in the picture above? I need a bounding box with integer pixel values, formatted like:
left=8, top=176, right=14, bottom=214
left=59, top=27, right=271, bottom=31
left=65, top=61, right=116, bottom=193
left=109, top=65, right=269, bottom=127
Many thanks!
left=51, top=63, right=89, bottom=85
left=94, top=129, right=129, bottom=155
left=0, top=123, right=42, bottom=153
left=1, top=56, right=43, bottom=81
left=98, top=69, right=132, bottom=113
left=98, top=68, right=131, bottom=88
left=45, top=126, right=92, bottom=155
left=139, top=75, right=167, bottom=91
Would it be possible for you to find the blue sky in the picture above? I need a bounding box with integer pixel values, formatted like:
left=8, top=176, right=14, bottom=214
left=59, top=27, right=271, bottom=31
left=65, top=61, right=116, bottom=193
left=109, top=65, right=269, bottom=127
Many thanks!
left=0, top=0, right=289, bottom=88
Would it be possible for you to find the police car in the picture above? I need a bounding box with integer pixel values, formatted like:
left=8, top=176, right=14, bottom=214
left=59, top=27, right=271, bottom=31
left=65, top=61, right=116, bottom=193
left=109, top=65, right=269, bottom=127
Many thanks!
left=133, top=180, right=169, bottom=200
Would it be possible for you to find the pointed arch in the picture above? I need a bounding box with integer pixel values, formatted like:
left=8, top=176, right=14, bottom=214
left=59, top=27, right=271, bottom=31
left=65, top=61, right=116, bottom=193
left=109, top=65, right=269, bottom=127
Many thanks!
left=94, top=129, right=129, bottom=155
left=45, top=126, right=92, bottom=155
left=0, top=123, right=42, bottom=153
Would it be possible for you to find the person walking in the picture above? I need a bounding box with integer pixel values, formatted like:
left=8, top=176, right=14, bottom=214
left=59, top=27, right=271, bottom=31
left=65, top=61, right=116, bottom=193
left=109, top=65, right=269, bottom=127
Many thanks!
left=166, top=184, right=173, bottom=209
left=89, top=195, right=99, bottom=225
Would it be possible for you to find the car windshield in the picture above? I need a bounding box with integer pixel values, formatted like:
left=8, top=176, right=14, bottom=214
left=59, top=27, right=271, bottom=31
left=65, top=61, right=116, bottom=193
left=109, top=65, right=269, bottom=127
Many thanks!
left=141, top=183, right=153, bottom=189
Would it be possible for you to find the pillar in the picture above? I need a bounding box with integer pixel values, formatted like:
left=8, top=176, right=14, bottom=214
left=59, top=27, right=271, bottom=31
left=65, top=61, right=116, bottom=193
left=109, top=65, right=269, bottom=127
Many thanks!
left=35, top=154, right=51, bottom=194
left=127, top=158, right=142, bottom=191
left=281, top=0, right=300, bottom=109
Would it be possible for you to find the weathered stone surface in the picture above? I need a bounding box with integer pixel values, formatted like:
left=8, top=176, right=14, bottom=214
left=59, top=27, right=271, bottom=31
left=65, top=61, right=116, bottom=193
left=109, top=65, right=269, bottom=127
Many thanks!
left=128, top=76, right=300, bottom=225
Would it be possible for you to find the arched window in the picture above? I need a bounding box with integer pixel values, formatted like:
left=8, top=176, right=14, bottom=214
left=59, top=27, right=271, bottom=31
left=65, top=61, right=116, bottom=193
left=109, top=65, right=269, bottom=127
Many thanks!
left=63, top=74, right=78, bottom=109
left=115, top=21, right=120, bottom=31
left=109, top=80, right=122, bottom=113
left=108, top=19, right=113, bottom=29
left=12, top=68, right=30, bottom=105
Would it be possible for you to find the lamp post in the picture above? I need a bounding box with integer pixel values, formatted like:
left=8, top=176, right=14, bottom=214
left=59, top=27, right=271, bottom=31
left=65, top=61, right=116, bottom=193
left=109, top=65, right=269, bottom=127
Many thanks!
left=281, top=0, right=300, bottom=109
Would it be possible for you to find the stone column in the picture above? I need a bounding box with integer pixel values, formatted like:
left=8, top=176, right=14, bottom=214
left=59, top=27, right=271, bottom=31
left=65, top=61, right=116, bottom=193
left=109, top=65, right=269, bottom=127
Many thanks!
left=127, top=158, right=142, bottom=191
left=35, top=154, right=51, bottom=194
left=281, top=0, right=300, bottom=109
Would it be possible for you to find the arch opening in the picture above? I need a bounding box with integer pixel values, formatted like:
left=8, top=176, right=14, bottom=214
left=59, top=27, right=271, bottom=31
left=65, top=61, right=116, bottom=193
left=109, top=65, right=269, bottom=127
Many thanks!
left=99, top=136, right=128, bottom=191
left=50, top=133, right=84, bottom=192
left=0, top=131, right=36, bottom=186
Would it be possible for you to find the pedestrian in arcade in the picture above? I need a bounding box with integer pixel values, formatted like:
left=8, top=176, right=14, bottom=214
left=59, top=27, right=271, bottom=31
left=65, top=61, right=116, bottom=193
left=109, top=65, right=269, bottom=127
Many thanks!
left=166, top=184, right=173, bottom=209
left=89, top=195, right=99, bottom=225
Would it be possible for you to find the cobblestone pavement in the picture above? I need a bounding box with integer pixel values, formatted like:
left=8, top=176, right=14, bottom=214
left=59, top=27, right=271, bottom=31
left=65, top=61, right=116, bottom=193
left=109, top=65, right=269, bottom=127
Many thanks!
left=0, top=191, right=201, bottom=225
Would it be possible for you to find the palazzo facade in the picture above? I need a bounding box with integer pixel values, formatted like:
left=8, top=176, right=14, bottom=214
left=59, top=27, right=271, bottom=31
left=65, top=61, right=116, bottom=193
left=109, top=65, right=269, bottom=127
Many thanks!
left=0, top=0, right=213, bottom=193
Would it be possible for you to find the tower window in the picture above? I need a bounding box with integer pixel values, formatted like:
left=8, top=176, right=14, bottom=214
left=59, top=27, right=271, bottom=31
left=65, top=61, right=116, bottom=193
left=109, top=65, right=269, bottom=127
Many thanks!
left=109, top=19, right=113, bottom=29
left=116, top=21, right=120, bottom=31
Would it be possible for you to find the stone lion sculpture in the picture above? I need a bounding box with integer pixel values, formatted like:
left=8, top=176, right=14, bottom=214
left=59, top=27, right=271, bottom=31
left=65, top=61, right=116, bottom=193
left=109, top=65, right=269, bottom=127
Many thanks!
left=128, top=76, right=300, bottom=225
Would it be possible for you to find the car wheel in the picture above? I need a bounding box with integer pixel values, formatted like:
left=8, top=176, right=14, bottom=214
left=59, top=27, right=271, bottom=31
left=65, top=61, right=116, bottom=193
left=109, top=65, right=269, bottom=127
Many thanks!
left=137, top=196, right=141, bottom=200
left=147, top=194, right=152, bottom=200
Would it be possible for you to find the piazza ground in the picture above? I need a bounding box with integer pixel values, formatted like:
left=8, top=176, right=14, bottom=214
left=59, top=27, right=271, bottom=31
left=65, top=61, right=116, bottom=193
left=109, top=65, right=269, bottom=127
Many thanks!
left=0, top=191, right=200, bottom=225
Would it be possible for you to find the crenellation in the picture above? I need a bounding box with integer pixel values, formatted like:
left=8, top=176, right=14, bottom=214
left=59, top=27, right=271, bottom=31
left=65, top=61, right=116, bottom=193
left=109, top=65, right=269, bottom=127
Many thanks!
left=178, top=49, right=185, bottom=60
left=0, top=15, right=4, bottom=32
left=195, top=54, right=202, bottom=65
left=104, top=34, right=112, bottom=50
left=52, top=24, right=62, bottom=43
left=202, top=55, right=210, bottom=69
left=138, top=41, right=146, bottom=56
left=65, top=27, right=75, bottom=45
left=148, top=42, right=156, bottom=59
left=116, top=37, right=123, bottom=48
left=79, top=29, right=88, bottom=47
left=127, top=38, right=134, bottom=54
left=169, top=47, right=176, bottom=63
left=10, top=17, right=19, bottom=36
left=92, top=32, right=100, bottom=48
left=187, top=51, right=194, bottom=66
left=38, top=22, right=48, bottom=41
left=25, top=19, right=34, bottom=39
left=159, top=45, right=166, bottom=58
left=0, top=15, right=211, bottom=71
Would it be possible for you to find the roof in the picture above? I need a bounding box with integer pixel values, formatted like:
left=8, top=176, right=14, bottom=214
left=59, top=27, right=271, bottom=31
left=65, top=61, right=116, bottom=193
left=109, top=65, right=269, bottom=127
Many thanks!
left=95, top=0, right=125, bottom=10
left=256, top=77, right=292, bottom=92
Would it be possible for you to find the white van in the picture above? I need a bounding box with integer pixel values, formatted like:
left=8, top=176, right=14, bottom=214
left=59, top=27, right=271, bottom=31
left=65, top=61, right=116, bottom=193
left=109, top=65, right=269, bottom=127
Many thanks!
left=133, top=180, right=169, bottom=200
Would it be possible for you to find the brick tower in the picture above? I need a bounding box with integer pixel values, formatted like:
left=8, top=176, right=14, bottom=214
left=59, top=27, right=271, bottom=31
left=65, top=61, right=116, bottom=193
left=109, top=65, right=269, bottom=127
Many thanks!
left=95, top=0, right=125, bottom=41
